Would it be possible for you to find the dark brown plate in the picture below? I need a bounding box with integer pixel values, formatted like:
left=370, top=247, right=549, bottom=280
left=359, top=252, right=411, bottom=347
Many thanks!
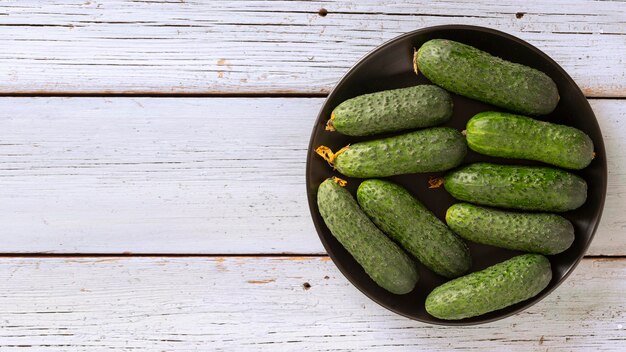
left=305, top=25, right=607, bottom=325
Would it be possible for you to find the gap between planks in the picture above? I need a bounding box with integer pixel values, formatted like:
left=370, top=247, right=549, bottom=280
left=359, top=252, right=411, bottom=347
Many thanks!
left=0, top=254, right=620, bottom=259
left=0, top=92, right=330, bottom=98
left=0, top=93, right=621, bottom=99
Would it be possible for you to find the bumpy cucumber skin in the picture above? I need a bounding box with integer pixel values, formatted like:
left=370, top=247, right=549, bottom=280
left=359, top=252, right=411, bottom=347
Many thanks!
left=444, top=163, right=587, bottom=212
left=425, top=254, right=552, bottom=320
left=446, top=203, right=574, bottom=255
left=317, top=179, right=418, bottom=294
left=331, top=85, right=453, bottom=136
left=357, top=180, right=471, bottom=278
left=335, top=127, right=467, bottom=178
left=467, top=112, right=594, bottom=170
left=415, top=39, right=559, bottom=116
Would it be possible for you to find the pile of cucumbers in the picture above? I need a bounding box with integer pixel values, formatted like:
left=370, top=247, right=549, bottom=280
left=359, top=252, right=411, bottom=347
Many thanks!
left=315, top=39, right=594, bottom=320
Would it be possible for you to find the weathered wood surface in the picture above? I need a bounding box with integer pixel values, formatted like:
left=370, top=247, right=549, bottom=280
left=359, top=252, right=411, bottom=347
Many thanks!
left=0, top=97, right=622, bottom=255
left=0, top=1, right=624, bottom=96
left=0, top=256, right=623, bottom=351
left=1, top=1, right=624, bottom=350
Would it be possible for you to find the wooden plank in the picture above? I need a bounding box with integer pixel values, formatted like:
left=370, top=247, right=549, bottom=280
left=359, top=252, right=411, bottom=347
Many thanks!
left=0, top=256, right=623, bottom=350
left=0, top=97, right=320, bottom=254
left=0, top=1, right=624, bottom=96
left=0, top=97, right=623, bottom=255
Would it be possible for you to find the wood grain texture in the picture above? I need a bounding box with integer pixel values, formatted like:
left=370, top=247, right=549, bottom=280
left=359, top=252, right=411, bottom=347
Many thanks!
left=0, top=256, right=623, bottom=351
left=0, top=97, right=623, bottom=255
left=0, top=0, right=624, bottom=96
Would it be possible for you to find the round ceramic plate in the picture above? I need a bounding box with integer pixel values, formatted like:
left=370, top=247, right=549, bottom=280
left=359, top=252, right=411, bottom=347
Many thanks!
left=305, top=25, right=607, bottom=325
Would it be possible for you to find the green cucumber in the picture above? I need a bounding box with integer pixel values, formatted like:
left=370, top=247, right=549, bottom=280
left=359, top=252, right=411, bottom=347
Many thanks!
left=316, top=127, right=466, bottom=178
left=444, top=163, right=587, bottom=212
left=446, top=203, right=575, bottom=255
left=328, top=85, right=453, bottom=136
left=357, top=179, right=471, bottom=278
left=317, top=178, right=418, bottom=294
left=425, top=254, right=552, bottom=320
left=466, top=111, right=594, bottom=169
left=414, top=39, right=559, bottom=115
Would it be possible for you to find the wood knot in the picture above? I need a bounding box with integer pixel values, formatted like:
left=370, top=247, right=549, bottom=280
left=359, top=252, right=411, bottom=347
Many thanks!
left=318, top=8, right=328, bottom=17
left=515, top=12, right=525, bottom=19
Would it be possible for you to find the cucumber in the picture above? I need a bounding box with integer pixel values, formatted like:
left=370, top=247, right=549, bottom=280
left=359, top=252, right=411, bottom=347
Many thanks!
left=466, top=111, right=594, bottom=169
left=357, top=179, right=471, bottom=278
left=414, top=39, right=559, bottom=115
left=328, top=85, right=453, bottom=136
left=317, top=178, right=418, bottom=294
left=446, top=203, right=575, bottom=255
left=444, top=163, right=587, bottom=212
left=316, top=127, right=466, bottom=178
left=425, top=254, right=552, bottom=320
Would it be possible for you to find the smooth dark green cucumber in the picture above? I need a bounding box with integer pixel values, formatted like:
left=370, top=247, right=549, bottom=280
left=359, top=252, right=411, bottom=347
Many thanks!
left=415, top=39, right=559, bottom=115
left=466, top=111, right=594, bottom=169
left=446, top=203, right=575, bottom=255
left=328, top=85, right=453, bottom=136
left=444, top=163, right=587, bottom=212
left=357, top=179, right=471, bottom=278
left=319, top=127, right=466, bottom=178
left=317, top=179, right=418, bottom=294
left=425, top=254, right=552, bottom=320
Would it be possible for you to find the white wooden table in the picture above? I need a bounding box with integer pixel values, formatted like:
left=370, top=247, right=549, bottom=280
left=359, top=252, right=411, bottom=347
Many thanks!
left=0, top=1, right=624, bottom=350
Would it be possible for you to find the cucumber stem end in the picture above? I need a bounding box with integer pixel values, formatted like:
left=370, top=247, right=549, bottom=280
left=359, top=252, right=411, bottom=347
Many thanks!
left=428, top=176, right=444, bottom=189
left=315, top=145, right=335, bottom=166
left=325, top=112, right=336, bottom=132
left=331, top=177, right=347, bottom=187
left=412, top=48, right=419, bottom=76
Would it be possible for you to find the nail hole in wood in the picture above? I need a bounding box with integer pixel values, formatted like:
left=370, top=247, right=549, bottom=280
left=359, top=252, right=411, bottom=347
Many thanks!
left=303, top=282, right=311, bottom=290
left=318, top=8, right=328, bottom=17
left=515, top=12, right=525, bottom=19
